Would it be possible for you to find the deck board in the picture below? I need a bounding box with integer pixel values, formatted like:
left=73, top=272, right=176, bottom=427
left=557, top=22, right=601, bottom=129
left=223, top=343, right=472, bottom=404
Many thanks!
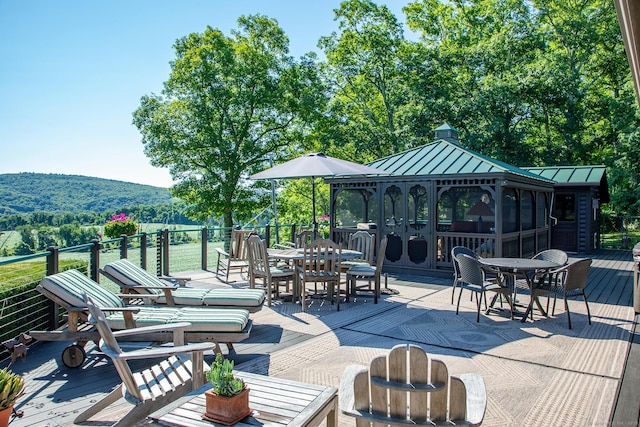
left=2, top=249, right=638, bottom=426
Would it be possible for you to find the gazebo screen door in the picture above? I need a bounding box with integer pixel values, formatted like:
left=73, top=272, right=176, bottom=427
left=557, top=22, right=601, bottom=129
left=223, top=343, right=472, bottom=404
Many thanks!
left=380, top=182, right=432, bottom=269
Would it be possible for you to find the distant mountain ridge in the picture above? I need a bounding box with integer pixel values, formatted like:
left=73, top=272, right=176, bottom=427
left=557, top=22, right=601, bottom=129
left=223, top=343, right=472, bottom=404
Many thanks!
left=0, top=173, right=174, bottom=214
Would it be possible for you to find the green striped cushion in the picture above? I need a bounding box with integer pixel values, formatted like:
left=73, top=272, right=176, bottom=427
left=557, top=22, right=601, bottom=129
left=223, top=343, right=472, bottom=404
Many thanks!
left=40, top=269, right=124, bottom=309
left=103, top=259, right=166, bottom=296
left=106, top=306, right=250, bottom=332
left=105, top=258, right=265, bottom=307
left=202, top=289, right=266, bottom=307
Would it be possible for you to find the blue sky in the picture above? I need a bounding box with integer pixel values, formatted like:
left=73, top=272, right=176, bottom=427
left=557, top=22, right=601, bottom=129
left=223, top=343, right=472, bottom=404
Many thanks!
left=0, top=0, right=409, bottom=188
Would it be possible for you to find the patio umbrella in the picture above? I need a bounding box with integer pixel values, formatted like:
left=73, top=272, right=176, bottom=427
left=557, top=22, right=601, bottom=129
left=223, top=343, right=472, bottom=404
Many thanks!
left=250, top=152, right=387, bottom=232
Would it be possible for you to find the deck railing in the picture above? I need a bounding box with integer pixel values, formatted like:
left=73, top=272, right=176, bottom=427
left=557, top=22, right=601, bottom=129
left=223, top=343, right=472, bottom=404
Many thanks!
left=0, top=224, right=302, bottom=354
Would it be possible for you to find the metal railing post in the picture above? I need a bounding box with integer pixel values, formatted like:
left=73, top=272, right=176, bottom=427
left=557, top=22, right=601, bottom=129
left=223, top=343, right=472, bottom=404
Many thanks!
left=162, top=228, right=170, bottom=276
left=140, top=232, right=147, bottom=270
left=265, top=224, right=271, bottom=247
left=156, top=231, right=163, bottom=276
left=90, top=239, right=102, bottom=282
left=46, top=246, right=59, bottom=329
left=201, top=227, right=208, bottom=270
left=120, top=235, right=128, bottom=259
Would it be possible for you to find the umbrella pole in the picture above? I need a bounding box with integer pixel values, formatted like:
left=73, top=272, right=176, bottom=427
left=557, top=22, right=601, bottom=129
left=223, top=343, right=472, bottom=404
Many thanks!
left=312, top=177, right=317, bottom=238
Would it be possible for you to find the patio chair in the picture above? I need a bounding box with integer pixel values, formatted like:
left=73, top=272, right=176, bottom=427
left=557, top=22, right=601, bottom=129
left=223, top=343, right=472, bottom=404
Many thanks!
left=215, top=229, right=254, bottom=282
left=345, top=237, right=388, bottom=304
left=246, top=235, right=294, bottom=306
left=451, top=246, right=478, bottom=304
left=297, top=238, right=342, bottom=312
left=29, top=269, right=251, bottom=367
left=340, top=343, right=486, bottom=426
left=533, top=258, right=592, bottom=329
left=101, top=258, right=265, bottom=312
left=340, top=230, right=375, bottom=271
left=456, top=253, right=514, bottom=322
left=75, top=295, right=215, bottom=427
left=530, top=249, right=569, bottom=285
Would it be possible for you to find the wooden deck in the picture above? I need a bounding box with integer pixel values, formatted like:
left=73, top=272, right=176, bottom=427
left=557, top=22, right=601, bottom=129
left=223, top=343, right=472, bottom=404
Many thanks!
left=2, top=249, right=638, bottom=426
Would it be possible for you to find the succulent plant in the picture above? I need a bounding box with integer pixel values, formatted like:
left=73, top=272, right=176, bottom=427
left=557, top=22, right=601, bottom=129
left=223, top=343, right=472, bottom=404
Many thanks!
left=206, top=353, right=245, bottom=397
left=0, top=368, right=25, bottom=411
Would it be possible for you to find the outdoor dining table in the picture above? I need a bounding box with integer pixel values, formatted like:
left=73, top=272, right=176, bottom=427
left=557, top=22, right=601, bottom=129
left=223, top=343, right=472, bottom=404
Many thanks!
left=478, top=257, right=561, bottom=322
left=267, top=247, right=362, bottom=305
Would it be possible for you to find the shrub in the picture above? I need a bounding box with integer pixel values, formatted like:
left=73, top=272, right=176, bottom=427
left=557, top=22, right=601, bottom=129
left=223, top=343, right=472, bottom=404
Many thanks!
left=103, top=213, right=137, bottom=238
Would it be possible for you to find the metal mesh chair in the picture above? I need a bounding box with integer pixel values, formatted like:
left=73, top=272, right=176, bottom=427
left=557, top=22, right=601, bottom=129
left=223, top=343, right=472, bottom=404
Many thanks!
left=455, top=254, right=513, bottom=322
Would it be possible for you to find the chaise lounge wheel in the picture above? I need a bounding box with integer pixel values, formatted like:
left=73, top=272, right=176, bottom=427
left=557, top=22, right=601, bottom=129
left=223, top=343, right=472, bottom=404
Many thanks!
left=61, top=344, right=86, bottom=368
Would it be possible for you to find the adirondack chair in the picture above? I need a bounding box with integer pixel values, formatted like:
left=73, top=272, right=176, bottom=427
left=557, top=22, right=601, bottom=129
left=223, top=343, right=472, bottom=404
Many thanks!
left=215, top=229, right=254, bottom=282
left=75, top=295, right=216, bottom=427
left=101, top=258, right=266, bottom=312
left=340, top=343, right=486, bottom=426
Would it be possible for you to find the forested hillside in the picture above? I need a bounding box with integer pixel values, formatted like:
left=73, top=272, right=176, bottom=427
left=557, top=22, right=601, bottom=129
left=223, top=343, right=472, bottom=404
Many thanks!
left=0, top=173, right=173, bottom=214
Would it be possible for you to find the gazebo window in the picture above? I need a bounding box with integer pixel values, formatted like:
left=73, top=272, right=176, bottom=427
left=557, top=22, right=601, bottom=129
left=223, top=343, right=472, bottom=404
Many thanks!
left=503, top=188, right=518, bottom=233
left=408, top=185, right=428, bottom=229
left=384, top=185, right=404, bottom=227
left=438, top=187, right=494, bottom=233
left=335, top=189, right=377, bottom=228
left=521, top=191, right=534, bottom=230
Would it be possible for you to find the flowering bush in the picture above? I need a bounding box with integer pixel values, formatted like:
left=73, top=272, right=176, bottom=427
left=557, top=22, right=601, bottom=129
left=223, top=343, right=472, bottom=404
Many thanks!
left=103, top=213, right=137, bottom=238
left=318, top=215, right=331, bottom=238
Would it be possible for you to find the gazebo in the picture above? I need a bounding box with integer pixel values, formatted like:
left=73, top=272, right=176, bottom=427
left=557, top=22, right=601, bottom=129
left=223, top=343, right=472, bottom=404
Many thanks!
left=328, top=125, right=562, bottom=275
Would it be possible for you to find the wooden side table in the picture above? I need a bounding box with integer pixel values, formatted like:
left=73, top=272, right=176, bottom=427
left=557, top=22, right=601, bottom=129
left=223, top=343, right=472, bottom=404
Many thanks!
left=147, top=371, right=338, bottom=427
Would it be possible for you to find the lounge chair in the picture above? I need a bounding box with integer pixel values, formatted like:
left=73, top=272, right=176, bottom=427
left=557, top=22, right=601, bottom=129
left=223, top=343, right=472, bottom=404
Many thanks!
left=75, top=294, right=216, bottom=426
left=101, top=258, right=266, bottom=312
left=29, top=269, right=252, bottom=368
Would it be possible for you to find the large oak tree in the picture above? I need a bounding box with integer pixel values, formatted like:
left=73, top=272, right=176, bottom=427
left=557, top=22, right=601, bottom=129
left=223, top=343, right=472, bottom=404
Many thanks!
left=133, top=15, right=324, bottom=229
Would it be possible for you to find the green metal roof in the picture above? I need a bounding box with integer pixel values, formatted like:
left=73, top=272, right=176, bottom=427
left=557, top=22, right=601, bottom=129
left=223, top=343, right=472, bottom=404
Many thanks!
left=368, top=139, right=554, bottom=183
left=522, top=165, right=606, bottom=184
left=523, top=165, right=609, bottom=202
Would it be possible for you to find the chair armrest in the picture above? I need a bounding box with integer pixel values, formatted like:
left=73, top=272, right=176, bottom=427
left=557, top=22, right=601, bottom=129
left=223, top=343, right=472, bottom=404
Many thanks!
left=159, top=275, right=190, bottom=286
left=339, top=364, right=368, bottom=416
left=116, top=294, right=158, bottom=304
left=458, top=373, right=487, bottom=426
left=105, top=342, right=216, bottom=360
left=111, top=322, right=192, bottom=338
left=99, top=306, right=141, bottom=313
left=215, top=248, right=230, bottom=257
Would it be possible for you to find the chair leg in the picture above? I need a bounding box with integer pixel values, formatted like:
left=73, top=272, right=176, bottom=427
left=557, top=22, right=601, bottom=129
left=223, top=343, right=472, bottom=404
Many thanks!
left=456, top=286, right=464, bottom=316
left=564, top=295, right=572, bottom=329
left=451, top=277, right=458, bottom=304
left=582, top=291, right=592, bottom=325
left=75, top=384, right=124, bottom=423
left=374, top=276, right=379, bottom=304
left=476, top=292, right=483, bottom=322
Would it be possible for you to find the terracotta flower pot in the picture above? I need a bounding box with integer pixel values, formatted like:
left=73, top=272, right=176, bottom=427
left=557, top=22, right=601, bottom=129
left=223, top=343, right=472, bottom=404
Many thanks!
left=0, top=406, right=12, bottom=427
left=202, top=388, right=251, bottom=425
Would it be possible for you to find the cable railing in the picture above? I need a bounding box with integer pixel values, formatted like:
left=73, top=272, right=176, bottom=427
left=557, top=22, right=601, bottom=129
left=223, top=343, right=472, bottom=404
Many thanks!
left=0, top=223, right=305, bottom=357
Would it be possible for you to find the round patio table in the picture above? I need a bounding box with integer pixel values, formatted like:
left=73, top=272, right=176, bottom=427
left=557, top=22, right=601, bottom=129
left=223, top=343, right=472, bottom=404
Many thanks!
left=478, top=257, right=561, bottom=322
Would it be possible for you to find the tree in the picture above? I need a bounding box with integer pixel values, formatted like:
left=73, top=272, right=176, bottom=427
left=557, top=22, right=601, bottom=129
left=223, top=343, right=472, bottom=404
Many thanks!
left=133, top=15, right=324, bottom=231
left=318, top=0, right=414, bottom=161
left=405, top=0, right=543, bottom=164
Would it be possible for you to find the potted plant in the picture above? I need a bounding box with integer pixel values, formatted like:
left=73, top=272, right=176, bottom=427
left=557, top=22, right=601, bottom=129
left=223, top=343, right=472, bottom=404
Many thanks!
left=202, top=353, right=251, bottom=425
left=0, top=368, right=25, bottom=427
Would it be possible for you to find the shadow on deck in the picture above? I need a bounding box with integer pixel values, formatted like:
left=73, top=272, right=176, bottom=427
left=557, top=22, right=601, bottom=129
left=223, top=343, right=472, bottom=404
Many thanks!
left=2, top=249, right=638, bottom=426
